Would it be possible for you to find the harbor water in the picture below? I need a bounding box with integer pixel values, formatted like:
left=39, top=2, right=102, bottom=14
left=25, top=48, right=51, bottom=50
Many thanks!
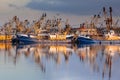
left=0, top=43, right=120, bottom=80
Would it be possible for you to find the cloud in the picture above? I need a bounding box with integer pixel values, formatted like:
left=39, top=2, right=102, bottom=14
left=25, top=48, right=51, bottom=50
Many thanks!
left=0, top=0, right=31, bottom=13
left=0, top=0, right=120, bottom=16
left=0, top=0, right=31, bottom=6
left=26, top=0, right=120, bottom=15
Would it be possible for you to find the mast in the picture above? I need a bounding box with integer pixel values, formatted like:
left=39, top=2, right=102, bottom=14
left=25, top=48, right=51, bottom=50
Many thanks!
left=103, top=7, right=113, bottom=31
left=103, top=7, right=107, bottom=21
left=109, top=7, right=113, bottom=28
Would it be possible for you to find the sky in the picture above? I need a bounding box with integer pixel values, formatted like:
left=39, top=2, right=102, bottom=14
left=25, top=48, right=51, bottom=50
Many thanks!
left=26, top=0, right=120, bottom=15
left=0, top=0, right=120, bottom=26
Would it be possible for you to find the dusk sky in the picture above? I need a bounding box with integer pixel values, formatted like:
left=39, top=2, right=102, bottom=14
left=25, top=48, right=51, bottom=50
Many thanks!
left=0, top=0, right=120, bottom=26
left=26, top=0, right=120, bottom=15
left=0, top=0, right=120, bottom=15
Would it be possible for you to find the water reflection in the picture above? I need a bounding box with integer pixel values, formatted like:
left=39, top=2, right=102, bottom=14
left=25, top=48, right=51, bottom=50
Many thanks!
left=14, top=44, right=73, bottom=73
left=76, top=44, right=120, bottom=80
left=1, top=43, right=120, bottom=80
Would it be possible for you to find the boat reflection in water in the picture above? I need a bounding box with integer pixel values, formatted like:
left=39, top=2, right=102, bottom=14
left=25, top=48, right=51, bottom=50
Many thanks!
left=1, top=43, right=120, bottom=80
left=15, top=44, right=73, bottom=72
left=76, top=44, right=120, bottom=80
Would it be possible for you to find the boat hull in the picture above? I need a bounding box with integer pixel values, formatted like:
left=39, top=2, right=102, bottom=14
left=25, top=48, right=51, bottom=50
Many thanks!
left=76, top=36, right=97, bottom=44
left=12, top=34, right=72, bottom=44
left=76, top=36, right=120, bottom=44
left=12, top=34, right=38, bottom=44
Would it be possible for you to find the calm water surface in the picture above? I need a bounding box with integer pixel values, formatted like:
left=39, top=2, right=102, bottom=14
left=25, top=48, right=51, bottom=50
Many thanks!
left=0, top=43, right=120, bottom=80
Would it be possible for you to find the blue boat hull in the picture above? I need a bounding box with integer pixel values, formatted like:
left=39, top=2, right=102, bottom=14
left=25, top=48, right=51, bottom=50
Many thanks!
left=12, top=34, right=38, bottom=44
left=76, top=36, right=97, bottom=44
left=19, top=36, right=38, bottom=43
left=12, top=34, right=72, bottom=45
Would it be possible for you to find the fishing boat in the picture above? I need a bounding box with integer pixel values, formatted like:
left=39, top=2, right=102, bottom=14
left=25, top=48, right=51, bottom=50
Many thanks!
left=12, top=33, right=72, bottom=44
left=12, top=34, right=38, bottom=44
left=76, top=30, right=120, bottom=44
left=75, top=7, right=120, bottom=44
left=75, top=35, right=97, bottom=44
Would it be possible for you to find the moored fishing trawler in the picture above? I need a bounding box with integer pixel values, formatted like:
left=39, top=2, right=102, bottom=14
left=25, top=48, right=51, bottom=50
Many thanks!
left=75, top=7, right=120, bottom=44
left=12, top=33, right=72, bottom=44
left=76, top=30, right=120, bottom=44
left=11, top=14, right=73, bottom=44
